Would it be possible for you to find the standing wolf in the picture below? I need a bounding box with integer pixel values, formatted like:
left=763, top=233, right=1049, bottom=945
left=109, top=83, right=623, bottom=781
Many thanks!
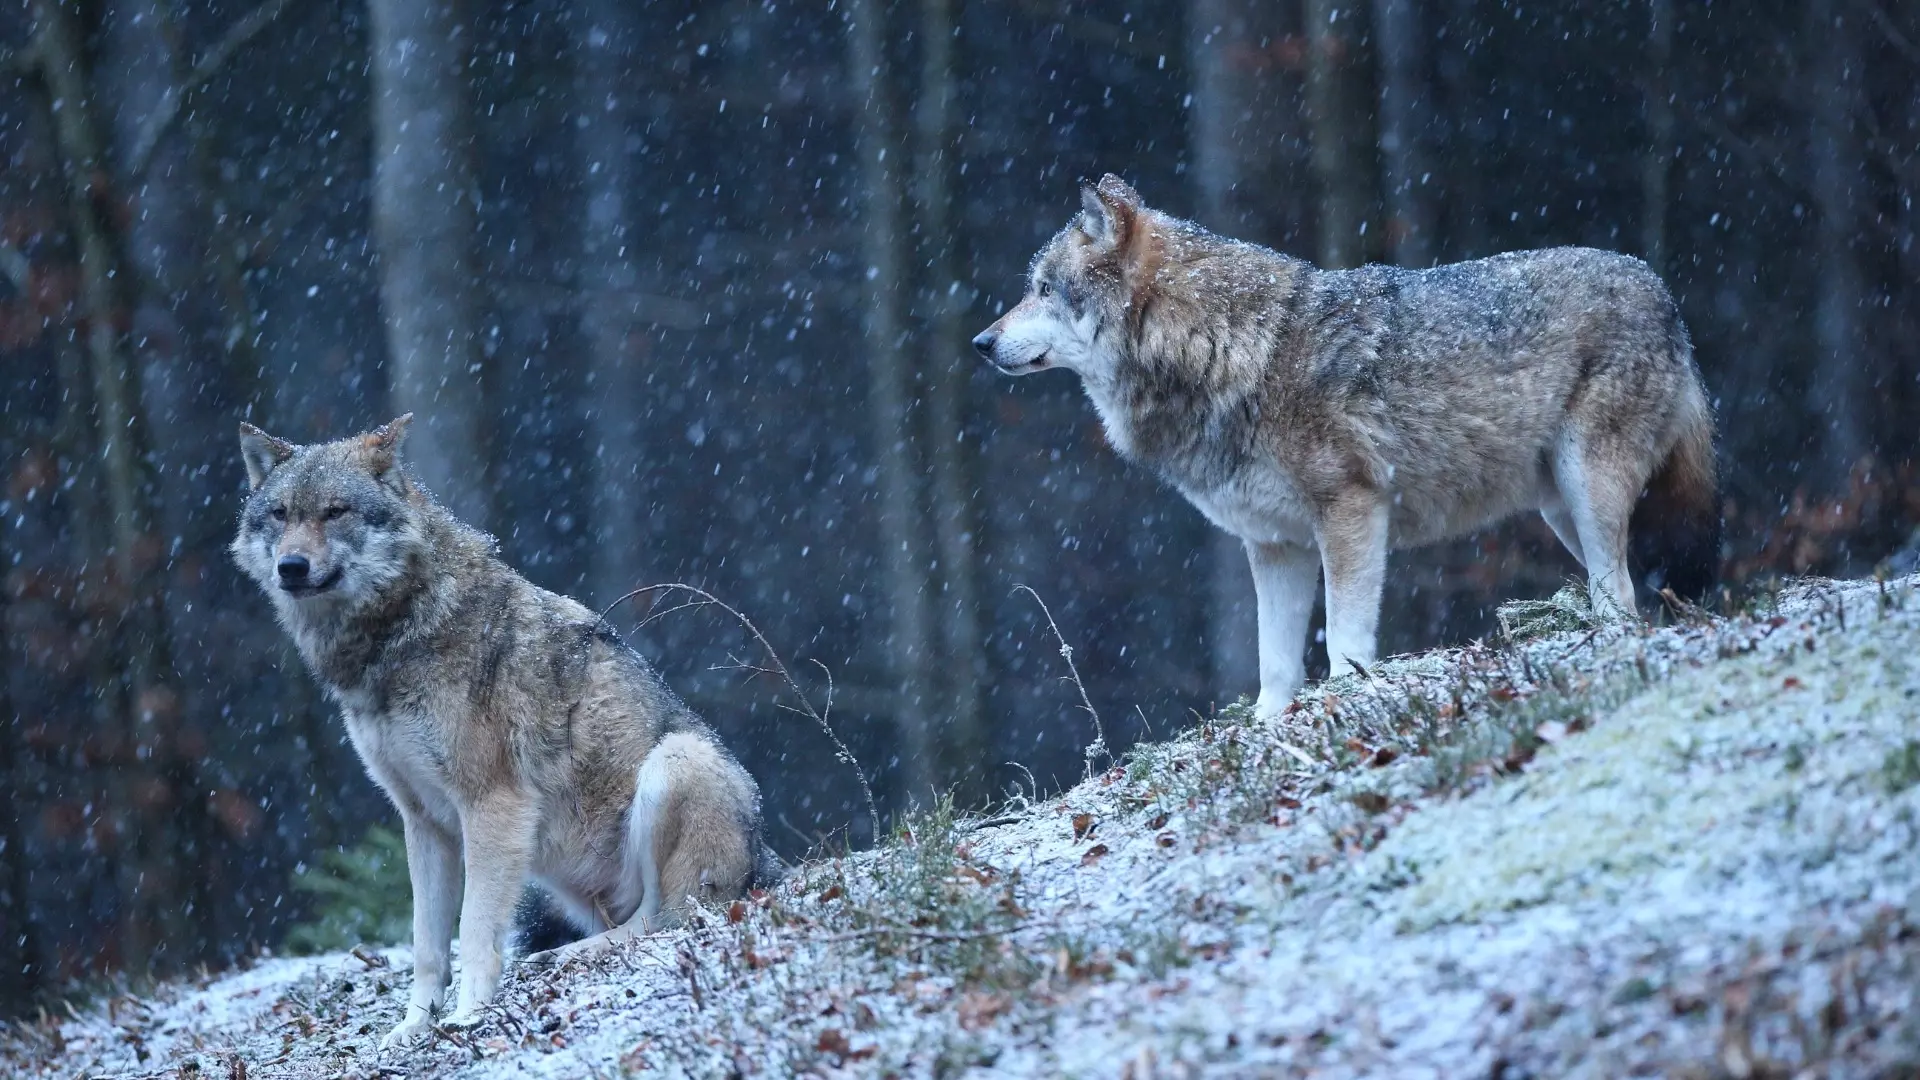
left=974, top=175, right=1717, bottom=719
left=232, top=416, right=775, bottom=1048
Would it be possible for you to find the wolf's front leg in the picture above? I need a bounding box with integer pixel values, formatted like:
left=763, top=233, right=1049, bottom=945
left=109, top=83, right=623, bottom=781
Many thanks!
left=380, top=812, right=461, bottom=1050
left=1316, top=495, right=1390, bottom=677
left=1247, top=540, right=1319, bottom=721
left=443, top=791, right=536, bottom=1028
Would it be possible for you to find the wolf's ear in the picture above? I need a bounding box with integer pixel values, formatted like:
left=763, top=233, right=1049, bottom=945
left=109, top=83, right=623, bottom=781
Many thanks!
left=238, top=422, right=296, bottom=489
left=1078, top=173, right=1142, bottom=249
left=359, top=413, right=413, bottom=480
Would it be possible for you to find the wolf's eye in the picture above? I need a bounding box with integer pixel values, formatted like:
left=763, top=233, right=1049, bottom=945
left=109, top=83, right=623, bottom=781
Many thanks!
left=270, top=505, right=287, bottom=522
left=1037, top=281, right=1054, bottom=298
left=323, top=504, right=351, bottom=521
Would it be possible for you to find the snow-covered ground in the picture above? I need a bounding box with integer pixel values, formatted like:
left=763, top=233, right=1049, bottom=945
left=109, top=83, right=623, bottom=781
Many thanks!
left=7, top=575, right=1918, bottom=1078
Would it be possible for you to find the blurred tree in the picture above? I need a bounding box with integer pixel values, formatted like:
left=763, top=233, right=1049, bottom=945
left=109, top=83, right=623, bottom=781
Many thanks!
left=1639, top=0, right=1674, bottom=275
left=1433, top=0, right=1487, bottom=258
left=0, top=516, right=32, bottom=1007
left=571, top=0, right=654, bottom=608
left=913, top=0, right=988, bottom=800
left=848, top=0, right=938, bottom=805
left=1373, top=0, right=1436, bottom=267
left=1305, top=0, right=1371, bottom=268
left=28, top=0, right=207, bottom=976
left=366, top=0, right=492, bottom=525
left=1806, top=0, right=1870, bottom=486
left=1186, top=0, right=1266, bottom=704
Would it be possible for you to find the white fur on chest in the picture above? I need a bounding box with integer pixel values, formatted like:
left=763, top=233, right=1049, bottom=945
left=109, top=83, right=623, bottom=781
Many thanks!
left=1079, top=377, right=1137, bottom=459
left=344, top=709, right=461, bottom=833
left=1180, top=465, right=1316, bottom=548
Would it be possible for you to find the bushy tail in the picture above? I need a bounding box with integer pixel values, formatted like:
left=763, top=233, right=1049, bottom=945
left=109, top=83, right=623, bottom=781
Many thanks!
left=750, top=842, right=789, bottom=892
left=1631, top=400, right=1720, bottom=604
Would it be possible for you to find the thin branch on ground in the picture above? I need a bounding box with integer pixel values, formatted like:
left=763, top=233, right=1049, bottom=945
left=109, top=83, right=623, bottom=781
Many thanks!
left=601, top=582, right=881, bottom=841
left=1013, top=585, right=1110, bottom=775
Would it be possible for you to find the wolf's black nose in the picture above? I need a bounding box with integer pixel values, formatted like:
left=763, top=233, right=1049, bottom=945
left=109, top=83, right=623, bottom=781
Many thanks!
left=971, top=330, right=999, bottom=358
left=277, top=554, right=310, bottom=582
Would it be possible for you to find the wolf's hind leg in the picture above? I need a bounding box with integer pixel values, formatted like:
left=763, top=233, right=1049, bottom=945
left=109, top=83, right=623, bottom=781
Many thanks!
left=1553, top=439, right=1639, bottom=618
left=1247, top=540, right=1318, bottom=721
left=523, top=733, right=753, bottom=969
left=1316, top=495, right=1390, bottom=677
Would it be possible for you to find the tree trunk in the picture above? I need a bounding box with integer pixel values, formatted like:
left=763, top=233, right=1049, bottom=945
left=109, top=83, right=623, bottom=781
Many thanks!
left=1373, top=0, right=1437, bottom=268
left=367, top=0, right=491, bottom=525
left=912, top=0, right=987, bottom=798
left=0, top=512, right=32, bottom=1009
left=1187, top=0, right=1263, bottom=706
left=1805, top=0, right=1869, bottom=487
left=848, top=0, right=938, bottom=807
left=29, top=0, right=194, bottom=977
left=1305, top=0, right=1371, bottom=268
left=571, top=0, right=654, bottom=607
left=1639, top=0, right=1674, bottom=275
left=1436, top=0, right=1487, bottom=258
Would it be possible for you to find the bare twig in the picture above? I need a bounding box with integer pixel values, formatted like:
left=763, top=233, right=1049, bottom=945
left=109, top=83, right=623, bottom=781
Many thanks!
left=126, top=0, right=299, bottom=178
left=1012, top=585, right=1110, bottom=775
left=601, top=583, right=881, bottom=841
left=816, top=916, right=1038, bottom=945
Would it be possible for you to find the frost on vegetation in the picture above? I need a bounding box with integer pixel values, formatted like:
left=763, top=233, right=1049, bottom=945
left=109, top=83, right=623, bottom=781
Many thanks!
left=1495, top=580, right=1605, bottom=642
left=7, top=575, right=1920, bottom=1079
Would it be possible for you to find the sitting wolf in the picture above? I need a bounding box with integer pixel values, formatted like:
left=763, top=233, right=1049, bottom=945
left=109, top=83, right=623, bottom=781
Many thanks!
left=232, top=416, right=776, bottom=1048
left=974, top=175, right=1718, bottom=719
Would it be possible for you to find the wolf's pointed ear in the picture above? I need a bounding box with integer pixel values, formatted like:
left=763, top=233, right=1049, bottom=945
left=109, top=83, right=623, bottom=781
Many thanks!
left=238, top=422, right=296, bottom=489
left=1078, top=173, right=1142, bottom=250
left=360, top=413, right=413, bottom=479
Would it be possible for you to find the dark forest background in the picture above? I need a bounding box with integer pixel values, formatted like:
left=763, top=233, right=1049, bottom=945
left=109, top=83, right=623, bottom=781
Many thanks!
left=1, top=0, right=1916, bottom=1009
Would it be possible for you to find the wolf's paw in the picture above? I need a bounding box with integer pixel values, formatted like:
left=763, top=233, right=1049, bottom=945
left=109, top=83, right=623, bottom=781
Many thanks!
left=1253, top=690, right=1292, bottom=724
left=520, top=945, right=566, bottom=970
left=379, top=1010, right=435, bottom=1051
left=441, top=1006, right=488, bottom=1030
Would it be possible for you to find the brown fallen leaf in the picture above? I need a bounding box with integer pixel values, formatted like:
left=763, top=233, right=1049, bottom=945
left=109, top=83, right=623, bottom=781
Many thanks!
left=816, top=1028, right=851, bottom=1057
left=1146, top=811, right=1170, bottom=830
left=1349, top=791, right=1390, bottom=814
left=1782, top=676, right=1804, bottom=690
left=1369, top=746, right=1398, bottom=767
left=957, top=991, right=1012, bottom=1030
left=1081, top=843, right=1110, bottom=867
left=956, top=863, right=998, bottom=885
left=726, top=900, right=748, bottom=924
left=1072, top=812, right=1096, bottom=840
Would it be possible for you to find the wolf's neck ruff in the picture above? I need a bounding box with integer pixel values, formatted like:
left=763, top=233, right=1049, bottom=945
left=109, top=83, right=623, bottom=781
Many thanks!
left=1095, top=226, right=1313, bottom=496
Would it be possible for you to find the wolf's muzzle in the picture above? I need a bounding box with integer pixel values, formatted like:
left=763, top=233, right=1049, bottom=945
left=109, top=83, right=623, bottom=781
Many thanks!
left=277, top=555, right=340, bottom=595
left=971, top=329, right=999, bottom=360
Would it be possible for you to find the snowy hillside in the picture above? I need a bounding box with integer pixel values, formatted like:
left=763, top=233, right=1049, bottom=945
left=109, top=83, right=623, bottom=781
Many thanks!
left=7, top=574, right=1918, bottom=1078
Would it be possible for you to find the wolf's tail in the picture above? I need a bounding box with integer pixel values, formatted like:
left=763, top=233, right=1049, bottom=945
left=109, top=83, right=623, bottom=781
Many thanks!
left=750, top=842, right=789, bottom=892
left=1630, top=394, right=1720, bottom=604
